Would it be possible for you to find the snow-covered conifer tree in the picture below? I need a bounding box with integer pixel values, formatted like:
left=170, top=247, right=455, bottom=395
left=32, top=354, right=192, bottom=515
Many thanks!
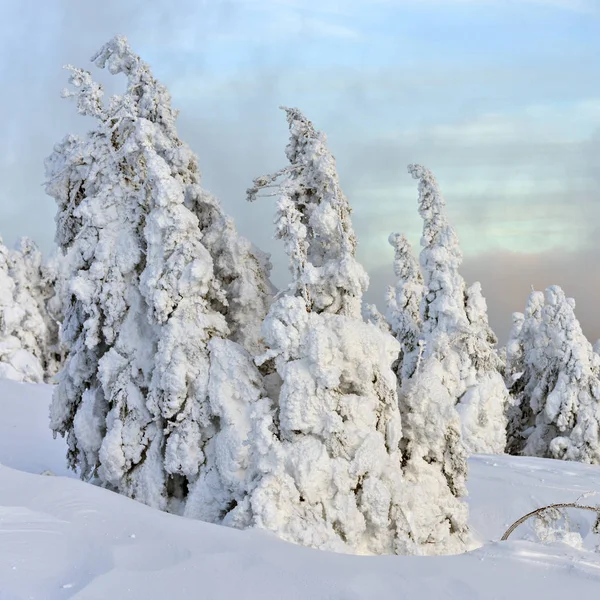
left=505, top=291, right=544, bottom=454
left=508, top=286, right=600, bottom=463
left=385, top=233, right=423, bottom=381
left=363, top=302, right=391, bottom=333
left=505, top=311, right=526, bottom=388
left=0, top=237, right=46, bottom=382
left=229, top=107, right=430, bottom=555
left=46, top=65, right=156, bottom=494
left=46, top=36, right=269, bottom=511
left=401, top=164, right=508, bottom=456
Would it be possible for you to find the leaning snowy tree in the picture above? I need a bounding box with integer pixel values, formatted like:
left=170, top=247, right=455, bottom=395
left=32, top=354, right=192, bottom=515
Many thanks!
left=91, top=36, right=273, bottom=356
left=508, top=286, right=600, bottom=464
left=399, top=164, right=509, bottom=456
left=219, top=107, right=470, bottom=556
left=385, top=233, right=423, bottom=382
left=46, top=36, right=271, bottom=512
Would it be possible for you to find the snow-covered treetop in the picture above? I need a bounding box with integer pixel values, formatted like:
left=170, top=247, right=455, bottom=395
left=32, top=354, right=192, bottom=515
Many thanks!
left=408, top=164, right=468, bottom=336
left=248, top=107, right=368, bottom=318
left=91, top=35, right=178, bottom=139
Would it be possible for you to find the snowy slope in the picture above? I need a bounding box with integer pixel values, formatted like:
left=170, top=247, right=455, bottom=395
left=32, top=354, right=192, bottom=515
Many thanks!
left=1, top=379, right=600, bottom=600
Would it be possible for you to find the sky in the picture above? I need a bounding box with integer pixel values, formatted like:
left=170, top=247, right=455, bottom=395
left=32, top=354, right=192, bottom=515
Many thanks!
left=0, top=0, right=599, bottom=343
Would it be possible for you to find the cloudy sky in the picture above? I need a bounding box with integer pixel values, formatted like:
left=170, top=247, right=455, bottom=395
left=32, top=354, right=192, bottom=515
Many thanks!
left=1, top=0, right=599, bottom=342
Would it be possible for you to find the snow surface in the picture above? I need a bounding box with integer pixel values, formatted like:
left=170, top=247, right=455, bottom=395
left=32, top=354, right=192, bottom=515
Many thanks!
left=1, top=379, right=600, bottom=599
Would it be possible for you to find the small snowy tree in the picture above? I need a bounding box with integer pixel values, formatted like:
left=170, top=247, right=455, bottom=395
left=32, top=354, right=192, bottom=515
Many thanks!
left=0, top=238, right=45, bottom=383
left=508, top=286, right=600, bottom=463
left=400, top=164, right=508, bottom=456
left=227, top=107, right=435, bottom=556
left=8, top=238, right=61, bottom=380
left=47, top=36, right=270, bottom=511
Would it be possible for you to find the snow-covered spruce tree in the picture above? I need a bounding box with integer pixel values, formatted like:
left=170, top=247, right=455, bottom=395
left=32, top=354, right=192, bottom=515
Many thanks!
left=46, top=36, right=268, bottom=511
left=0, top=237, right=45, bottom=383
left=8, top=238, right=61, bottom=380
left=385, top=233, right=423, bottom=382
left=505, top=291, right=544, bottom=454
left=401, top=164, right=508, bottom=456
left=390, top=170, right=470, bottom=552
left=225, top=107, right=429, bottom=555
left=509, top=286, right=600, bottom=463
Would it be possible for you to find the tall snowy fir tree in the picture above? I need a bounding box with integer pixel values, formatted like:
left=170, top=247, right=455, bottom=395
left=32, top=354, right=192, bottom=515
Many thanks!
left=46, top=36, right=271, bottom=512
left=234, top=107, right=404, bottom=554
left=507, top=286, right=600, bottom=464
left=217, top=108, right=470, bottom=556
left=399, top=164, right=508, bottom=456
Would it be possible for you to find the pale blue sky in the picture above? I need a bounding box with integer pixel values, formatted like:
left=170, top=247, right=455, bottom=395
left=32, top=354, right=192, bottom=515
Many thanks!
left=0, top=0, right=598, bottom=341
